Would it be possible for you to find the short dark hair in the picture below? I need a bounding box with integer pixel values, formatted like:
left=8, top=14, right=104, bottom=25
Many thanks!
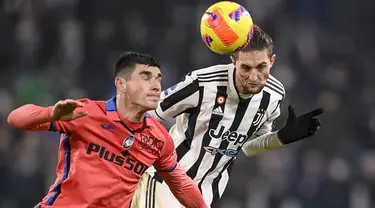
left=232, top=24, right=274, bottom=59
left=115, top=51, right=161, bottom=78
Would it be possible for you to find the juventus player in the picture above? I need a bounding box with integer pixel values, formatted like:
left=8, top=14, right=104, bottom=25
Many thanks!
left=131, top=25, right=323, bottom=208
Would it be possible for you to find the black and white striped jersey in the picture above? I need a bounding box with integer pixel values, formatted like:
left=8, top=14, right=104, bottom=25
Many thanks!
left=149, top=63, right=285, bottom=206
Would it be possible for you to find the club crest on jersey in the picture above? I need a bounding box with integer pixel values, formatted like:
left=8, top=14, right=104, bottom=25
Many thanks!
left=253, top=109, right=266, bottom=126
left=216, top=96, right=225, bottom=105
left=123, top=135, right=135, bottom=149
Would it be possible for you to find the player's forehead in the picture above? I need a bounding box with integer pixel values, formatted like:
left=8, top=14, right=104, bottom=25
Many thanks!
left=237, top=49, right=270, bottom=66
left=133, top=64, right=161, bottom=76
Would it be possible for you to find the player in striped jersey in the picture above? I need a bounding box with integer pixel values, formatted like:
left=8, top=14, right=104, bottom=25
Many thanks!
left=131, top=25, right=323, bottom=208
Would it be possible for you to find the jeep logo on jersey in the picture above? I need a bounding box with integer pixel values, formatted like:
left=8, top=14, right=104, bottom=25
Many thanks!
left=122, top=135, right=135, bottom=149
left=209, top=125, right=248, bottom=145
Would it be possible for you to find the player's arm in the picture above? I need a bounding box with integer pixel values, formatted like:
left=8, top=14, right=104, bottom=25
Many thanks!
left=153, top=133, right=207, bottom=208
left=241, top=102, right=283, bottom=157
left=242, top=103, right=324, bottom=157
left=7, top=99, right=88, bottom=133
left=150, top=72, right=200, bottom=121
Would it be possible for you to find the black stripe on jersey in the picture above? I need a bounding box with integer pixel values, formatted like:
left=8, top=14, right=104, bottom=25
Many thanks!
left=146, top=178, right=156, bottom=208
left=271, top=99, right=283, bottom=114
left=186, top=86, right=228, bottom=179
left=211, top=160, right=235, bottom=207
left=153, top=109, right=165, bottom=121
left=211, top=91, right=271, bottom=204
left=266, top=80, right=284, bottom=94
left=244, top=91, right=271, bottom=142
left=269, top=76, right=284, bottom=89
left=152, top=179, right=156, bottom=208
left=160, top=79, right=199, bottom=112
left=197, top=74, right=228, bottom=80
left=265, top=84, right=284, bottom=97
left=198, top=79, right=229, bottom=83
left=145, top=175, right=151, bottom=208
left=197, top=97, right=251, bottom=191
left=175, top=87, right=204, bottom=162
left=197, top=69, right=228, bottom=77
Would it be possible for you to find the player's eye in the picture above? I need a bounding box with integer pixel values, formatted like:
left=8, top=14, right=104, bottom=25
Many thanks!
left=240, top=65, right=251, bottom=72
left=141, top=74, right=151, bottom=80
left=258, top=65, right=266, bottom=69
left=255, top=64, right=266, bottom=71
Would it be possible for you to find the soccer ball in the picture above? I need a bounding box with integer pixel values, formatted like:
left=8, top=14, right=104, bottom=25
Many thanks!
left=200, top=1, right=254, bottom=55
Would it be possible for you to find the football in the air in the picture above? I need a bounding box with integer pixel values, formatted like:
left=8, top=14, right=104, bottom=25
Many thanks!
left=200, top=1, right=254, bottom=55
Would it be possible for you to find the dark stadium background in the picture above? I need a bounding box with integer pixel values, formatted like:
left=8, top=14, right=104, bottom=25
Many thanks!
left=0, top=0, right=374, bottom=207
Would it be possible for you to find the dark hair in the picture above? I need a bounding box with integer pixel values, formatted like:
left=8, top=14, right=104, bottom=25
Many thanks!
left=115, top=51, right=161, bottom=78
left=232, top=24, right=274, bottom=59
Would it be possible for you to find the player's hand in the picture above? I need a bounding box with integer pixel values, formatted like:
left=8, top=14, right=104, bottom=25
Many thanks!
left=52, top=99, right=88, bottom=121
left=277, top=105, right=323, bottom=145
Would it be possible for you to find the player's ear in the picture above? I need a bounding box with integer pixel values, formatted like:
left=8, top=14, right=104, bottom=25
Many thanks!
left=115, top=77, right=127, bottom=93
left=230, top=55, right=236, bottom=65
left=270, top=54, right=276, bottom=67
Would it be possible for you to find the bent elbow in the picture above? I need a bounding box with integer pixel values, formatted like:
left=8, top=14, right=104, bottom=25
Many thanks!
left=241, top=146, right=255, bottom=157
left=7, top=110, right=18, bottom=128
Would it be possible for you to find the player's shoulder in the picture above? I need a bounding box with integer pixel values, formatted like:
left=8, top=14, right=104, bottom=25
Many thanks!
left=264, top=75, right=285, bottom=100
left=189, top=64, right=231, bottom=86
left=146, top=115, right=170, bottom=140
left=75, top=98, right=107, bottom=114
left=191, top=63, right=231, bottom=77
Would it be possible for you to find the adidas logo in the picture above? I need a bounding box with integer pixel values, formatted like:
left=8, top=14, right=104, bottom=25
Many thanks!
left=212, top=106, right=224, bottom=116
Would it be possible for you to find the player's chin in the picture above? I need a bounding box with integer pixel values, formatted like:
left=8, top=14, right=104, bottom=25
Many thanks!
left=245, top=85, right=263, bottom=94
left=142, top=100, right=159, bottom=110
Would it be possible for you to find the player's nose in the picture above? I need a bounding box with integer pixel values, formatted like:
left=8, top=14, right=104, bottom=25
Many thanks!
left=150, top=80, right=161, bottom=92
left=248, top=73, right=258, bottom=81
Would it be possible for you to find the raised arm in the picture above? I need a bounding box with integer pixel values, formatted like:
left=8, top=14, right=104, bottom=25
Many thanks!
left=242, top=104, right=323, bottom=157
left=7, top=99, right=88, bottom=133
left=150, top=73, right=200, bottom=121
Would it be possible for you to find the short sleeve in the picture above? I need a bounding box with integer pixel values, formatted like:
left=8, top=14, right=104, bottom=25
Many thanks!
left=153, top=132, right=178, bottom=172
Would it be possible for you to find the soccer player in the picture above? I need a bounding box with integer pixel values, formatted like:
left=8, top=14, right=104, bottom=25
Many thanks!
left=131, top=25, right=324, bottom=207
left=7, top=52, right=208, bottom=208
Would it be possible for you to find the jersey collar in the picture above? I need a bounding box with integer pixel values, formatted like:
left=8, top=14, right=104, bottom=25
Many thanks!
left=105, top=96, right=150, bottom=122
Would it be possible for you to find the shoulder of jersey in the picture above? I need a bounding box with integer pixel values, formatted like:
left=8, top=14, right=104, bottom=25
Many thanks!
left=76, top=98, right=106, bottom=113
left=145, top=115, right=170, bottom=137
left=190, top=64, right=231, bottom=85
left=264, top=75, right=285, bottom=99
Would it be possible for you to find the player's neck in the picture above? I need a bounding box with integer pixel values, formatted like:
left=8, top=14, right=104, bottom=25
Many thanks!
left=116, top=95, right=145, bottom=123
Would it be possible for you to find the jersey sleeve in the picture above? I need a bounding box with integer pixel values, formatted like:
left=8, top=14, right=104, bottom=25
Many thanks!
left=241, top=99, right=284, bottom=156
left=7, top=98, right=90, bottom=133
left=150, top=73, right=200, bottom=121
left=153, top=131, right=178, bottom=172
left=253, top=99, right=282, bottom=137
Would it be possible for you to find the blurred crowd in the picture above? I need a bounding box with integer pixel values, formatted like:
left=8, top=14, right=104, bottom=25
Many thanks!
left=0, top=0, right=374, bottom=207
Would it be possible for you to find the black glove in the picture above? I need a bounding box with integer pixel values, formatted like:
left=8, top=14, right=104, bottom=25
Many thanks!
left=277, top=105, right=324, bottom=145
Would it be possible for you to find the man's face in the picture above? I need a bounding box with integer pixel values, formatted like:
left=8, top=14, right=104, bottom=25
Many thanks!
left=121, top=64, right=162, bottom=110
left=232, top=49, right=276, bottom=94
